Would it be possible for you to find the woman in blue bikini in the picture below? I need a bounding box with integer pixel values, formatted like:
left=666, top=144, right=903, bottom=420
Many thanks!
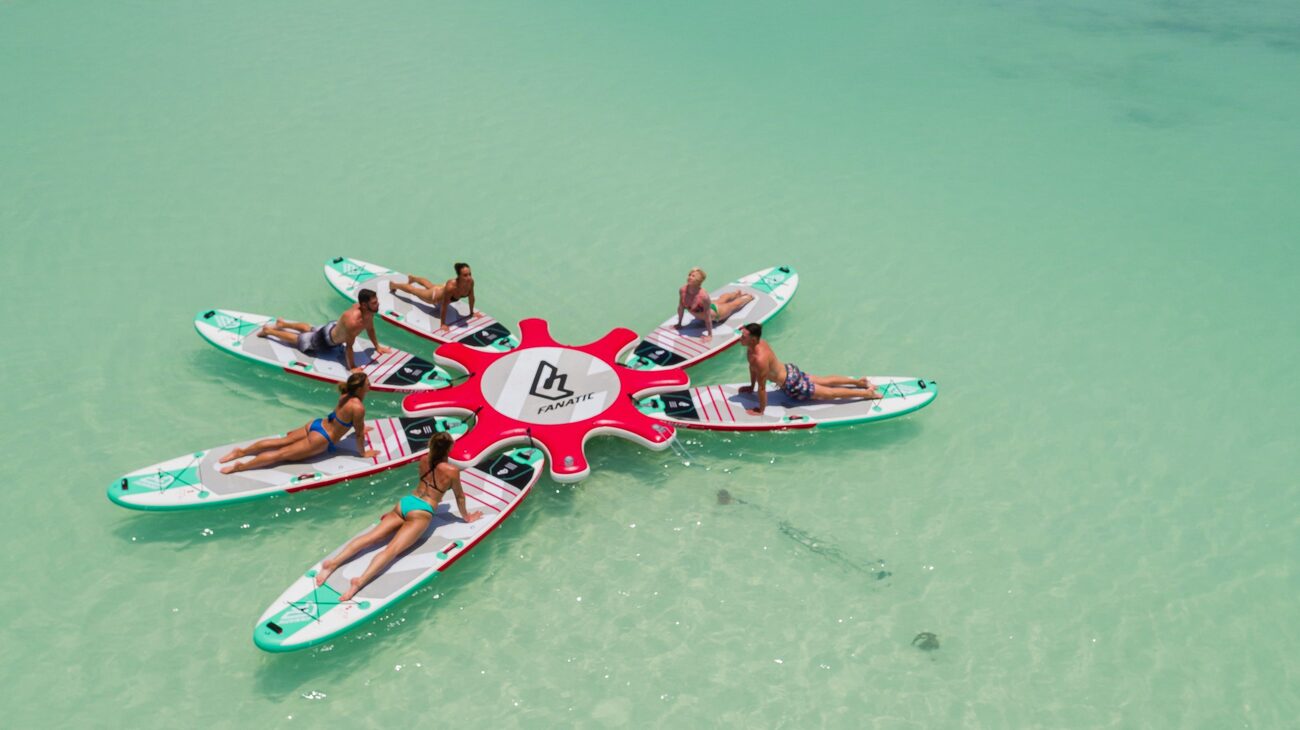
left=218, top=372, right=377, bottom=474
left=315, top=431, right=482, bottom=601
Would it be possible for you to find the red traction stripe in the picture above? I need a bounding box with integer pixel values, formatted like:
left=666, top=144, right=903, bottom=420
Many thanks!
left=651, top=327, right=709, bottom=355
left=714, top=386, right=737, bottom=422
left=461, top=485, right=502, bottom=513
left=368, top=351, right=407, bottom=384
left=697, top=386, right=722, bottom=422
left=461, top=472, right=517, bottom=501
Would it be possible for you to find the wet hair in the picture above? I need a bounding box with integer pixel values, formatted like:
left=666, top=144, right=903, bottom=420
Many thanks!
left=454, top=263, right=470, bottom=276
left=337, top=372, right=368, bottom=402
left=741, top=323, right=762, bottom=340
left=427, top=431, right=454, bottom=464
left=418, top=431, right=455, bottom=486
left=358, top=289, right=377, bottom=305
left=688, top=267, right=706, bottom=283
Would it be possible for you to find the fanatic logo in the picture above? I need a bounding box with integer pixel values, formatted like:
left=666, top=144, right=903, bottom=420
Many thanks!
left=529, top=361, right=575, bottom=401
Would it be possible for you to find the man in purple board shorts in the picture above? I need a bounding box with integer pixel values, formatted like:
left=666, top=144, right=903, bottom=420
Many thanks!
left=737, top=322, right=880, bottom=416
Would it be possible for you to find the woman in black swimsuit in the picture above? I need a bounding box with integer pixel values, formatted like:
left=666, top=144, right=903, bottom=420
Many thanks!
left=315, top=432, right=482, bottom=601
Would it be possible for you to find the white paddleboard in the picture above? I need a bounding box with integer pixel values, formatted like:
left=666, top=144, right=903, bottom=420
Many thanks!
left=622, top=266, right=799, bottom=369
left=253, top=447, right=543, bottom=652
left=324, top=257, right=518, bottom=351
left=637, top=377, right=938, bottom=430
left=195, top=309, right=460, bottom=393
left=108, top=416, right=466, bottom=511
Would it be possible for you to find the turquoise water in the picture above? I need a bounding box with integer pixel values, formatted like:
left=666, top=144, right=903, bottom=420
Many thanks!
left=3, top=0, right=1298, bottom=726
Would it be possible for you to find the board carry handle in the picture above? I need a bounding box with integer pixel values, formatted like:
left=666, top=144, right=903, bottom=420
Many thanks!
left=436, top=540, right=466, bottom=561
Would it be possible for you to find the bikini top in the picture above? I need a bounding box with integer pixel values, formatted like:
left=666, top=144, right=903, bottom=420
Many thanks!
left=680, top=285, right=710, bottom=315
left=328, top=396, right=359, bottom=429
left=420, top=462, right=452, bottom=496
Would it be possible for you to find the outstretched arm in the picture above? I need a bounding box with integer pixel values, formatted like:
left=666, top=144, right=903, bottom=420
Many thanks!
left=352, top=405, right=378, bottom=458
left=345, top=335, right=357, bottom=370
left=746, top=373, right=769, bottom=415
left=740, top=359, right=758, bottom=393
left=366, top=321, right=390, bottom=354
left=438, top=288, right=452, bottom=328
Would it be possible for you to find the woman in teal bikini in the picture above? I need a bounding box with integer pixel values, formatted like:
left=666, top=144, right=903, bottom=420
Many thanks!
left=218, top=373, right=377, bottom=474
left=315, top=431, right=482, bottom=601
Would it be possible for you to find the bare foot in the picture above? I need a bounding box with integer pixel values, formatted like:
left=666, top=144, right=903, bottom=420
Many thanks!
left=274, top=318, right=288, bottom=327
left=219, top=463, right=242, bottom=475
left=855, top=378, right=882, bottom=398
left=315, top=560, right=338, bottom=587
left=255, top=327, right=270, bottom=338
left=339, top=577, right=365, bottom=602
left=218, top=448, right=245, bottom=464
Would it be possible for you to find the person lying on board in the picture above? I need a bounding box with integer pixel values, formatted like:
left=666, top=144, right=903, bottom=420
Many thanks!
left=387, top=262, right=481, bottom=332
left=257, top=288, right=391, bottom=371
left=218, top=373, right=378, bottom=474
left=675, top=267, right=753, bottom=343
left=737, top=323, right=880, bottom=416
left=315, top=431, right=482, bottom=601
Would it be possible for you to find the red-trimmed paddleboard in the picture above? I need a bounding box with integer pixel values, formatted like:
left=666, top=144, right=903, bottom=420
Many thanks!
left=622, top=266, right=798, bottom=370
left=108, top=416, right=467, bottom=511
left=195, top=309, right=459, bottom=393
left=253, top=447, right=543, bottom=652
left=637, top=377, right=938, bottom=431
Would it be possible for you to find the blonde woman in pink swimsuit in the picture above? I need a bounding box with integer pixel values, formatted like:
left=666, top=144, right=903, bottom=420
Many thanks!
left=674, top=268, right=753, bottom=342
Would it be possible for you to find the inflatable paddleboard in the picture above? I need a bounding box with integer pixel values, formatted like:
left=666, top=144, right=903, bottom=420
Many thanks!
left=108, top=416, right=466, bottom=511
left=195, top=309, right=459, bottom=393
left=253, top=447, right=543, bottom=652
left=324, top=257, right=518, bottom=351
left=622, top=266, right=799, bottom=370
left=637, top=377, right=938, bottom=431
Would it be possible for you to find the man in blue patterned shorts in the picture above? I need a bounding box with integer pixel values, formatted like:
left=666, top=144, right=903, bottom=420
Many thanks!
left=737, top=323, right=880, bottom=416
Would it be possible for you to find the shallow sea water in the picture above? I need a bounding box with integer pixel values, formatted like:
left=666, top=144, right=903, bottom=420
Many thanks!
left=2, top=1, right=1297, bottom=727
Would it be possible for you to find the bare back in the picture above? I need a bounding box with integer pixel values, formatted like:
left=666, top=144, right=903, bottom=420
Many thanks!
left=415, top=459, right=459, bottom=503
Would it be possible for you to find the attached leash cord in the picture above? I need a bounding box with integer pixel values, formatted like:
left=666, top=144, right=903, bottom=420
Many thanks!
left=882, top=379, right=903, bottom=401
left=460, top=406, right=483, bottom=428
left=156, top=454, right=204, bottom=493
left=655, top=423, right=695, bottom=464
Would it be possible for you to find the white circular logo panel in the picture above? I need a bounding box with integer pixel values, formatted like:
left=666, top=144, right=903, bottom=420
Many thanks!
left=479, top=347, right=620, bottom=426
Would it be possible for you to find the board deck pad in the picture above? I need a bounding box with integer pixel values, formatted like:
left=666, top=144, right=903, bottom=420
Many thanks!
left=253, top=447, right=544, bottom=652
left=195, top=309, right=460, bottom=392
left=325, top=257, right=518, bottom=351
left=637, top=377, right=938, bottom=430
left=623, top=266, right=799, bottom=370
left=109, top=417, right=468, bottom=510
